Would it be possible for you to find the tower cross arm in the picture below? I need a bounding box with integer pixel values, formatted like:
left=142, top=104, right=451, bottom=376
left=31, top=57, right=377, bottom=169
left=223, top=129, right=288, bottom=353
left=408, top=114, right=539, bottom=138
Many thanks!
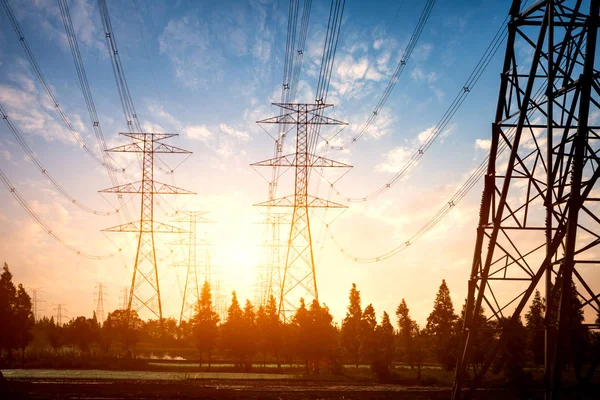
left=102, top=221, right=188, bottom=233
left=254, top=194, right=347, bottom=208
left=119, top=132, right=178, bottom=141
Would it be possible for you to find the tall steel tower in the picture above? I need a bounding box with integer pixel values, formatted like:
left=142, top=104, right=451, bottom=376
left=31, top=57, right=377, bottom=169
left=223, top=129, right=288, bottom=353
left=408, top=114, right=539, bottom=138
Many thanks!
left=101, top=133, right=194, bottom=320
left=171, top=211, right=212, bottom=323
left=253, top=103, right=351, bottom=320
left=453, top=1, right=600, bottom=398
left=95, top=282, right=107, bottom=324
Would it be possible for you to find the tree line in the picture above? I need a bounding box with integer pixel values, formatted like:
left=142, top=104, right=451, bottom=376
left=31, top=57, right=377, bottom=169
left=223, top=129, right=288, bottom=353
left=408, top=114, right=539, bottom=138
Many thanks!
left=1, top=262, right=599, bottom=381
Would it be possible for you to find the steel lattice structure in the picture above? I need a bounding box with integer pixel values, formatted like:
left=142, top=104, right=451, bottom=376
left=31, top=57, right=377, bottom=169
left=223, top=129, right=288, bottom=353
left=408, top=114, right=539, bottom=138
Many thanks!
left=171, top=211, right=212, bottom=324
left=101, top=133, right=194, bottom=320
left=253, top=103, right=351, bottom=320
left=95, top=282, right=107, bottom=324
left=453, top=0, right=600, bottom=398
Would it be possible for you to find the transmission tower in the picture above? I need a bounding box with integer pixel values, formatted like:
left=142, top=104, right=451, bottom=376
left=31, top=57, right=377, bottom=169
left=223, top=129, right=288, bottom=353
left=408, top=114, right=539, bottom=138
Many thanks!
left=28, top=287, right=44, bottom=321
left=453, top=1, right=600, bottom=398
left=171, top=211, right=212, bottom=324
left=53, top=304, right=67, bottom=326
left=95, top=282, right=107, bottom=324
left=253, top=103, right=351, bottom=320
left=119, top=286, right=129, bottom=310
left=101, top=133, right=194, bottom=320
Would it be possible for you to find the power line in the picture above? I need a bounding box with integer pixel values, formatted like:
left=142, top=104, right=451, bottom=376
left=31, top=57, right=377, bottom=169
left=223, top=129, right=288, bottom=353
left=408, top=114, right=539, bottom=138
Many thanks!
left=326, top=46, right=559, bottom=263
left=327, top=0, right=437, bottom=151
left=0, top=0, right=123, bottom=172
left=0, top=166, right=120, bottom=260
left=0, top=102, right=119, bottom=216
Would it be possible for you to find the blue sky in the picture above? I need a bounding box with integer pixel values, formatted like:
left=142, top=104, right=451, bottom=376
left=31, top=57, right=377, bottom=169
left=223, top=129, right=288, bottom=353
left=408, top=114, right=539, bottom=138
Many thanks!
left=0, top=0, right=519, bottom=324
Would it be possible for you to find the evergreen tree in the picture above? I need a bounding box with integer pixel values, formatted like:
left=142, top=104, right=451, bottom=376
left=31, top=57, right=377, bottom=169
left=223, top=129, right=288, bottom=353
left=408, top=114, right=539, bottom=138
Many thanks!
left=292, top=298, right=311, bottom=372
left=396, top=298, right=414, bottom=367
left=525, top=290, right=545, bottom=366
left=293, top=299, right=337, bottom=374
left=360, top=303, right=377, bottom=364
left=0, top=263, right=17, bottom=355
left=192, top=281, right=220, bottom=367
left=426, top=279, right=458, bottom=370
left=493, top=317, right=527, bottom=384
left=263, top=294, right=282, bottom=368
left=341, top=283, right=362, bottom=367
left=242, top=299, right=257, bottom=369
left=375, top=311, right=395, bottom=367
left=221, top=291, right=245, bottom=368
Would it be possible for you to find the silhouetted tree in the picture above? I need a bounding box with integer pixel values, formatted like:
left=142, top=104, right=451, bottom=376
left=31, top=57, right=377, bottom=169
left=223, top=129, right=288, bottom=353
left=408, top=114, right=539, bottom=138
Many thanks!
left=66, top=315, right=98, bottom=352
left=372, top=311, right=395, bottom=379
left=396, top=298, right=414, bottom=367
left=0, top=264, right=33, bottom=361
left=242, top=299, right=257, bottom=369
left=341, top=283, right=362, bottom=367
left=103, top=309, right=143, bottom=353
left=525, top=290, right=545, bottom=366
left=426, top=279, right=458, bottom=370
left=455, top=299, right=491, bottom=372
left=293, top=299, right=337, bottom=374
left=257, top=294, right=282, bottom=368
left=192, top=281, right=219, bottom=367
left=547, top=278, right=589, bottom=381
left=493, top=317, right=527, bottom=384
left=221, top=291, right=246, bottom=368
left=0, top=263, right=17, bottom=357
left=360, top=303, right=377, bottom=364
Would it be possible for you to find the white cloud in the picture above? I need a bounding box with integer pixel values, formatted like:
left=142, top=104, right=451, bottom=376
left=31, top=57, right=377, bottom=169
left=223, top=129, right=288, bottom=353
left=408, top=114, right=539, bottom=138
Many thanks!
left=0, top=149, right=11, bottom=161
left=411, top=67, right=437, bottom=84
left=375, top=146, right=412, bottom=173
left=220, top=124, right=250, bottom=141
left=475, top=138, right=491, bottom=150
left=183, top=125, right=212, bottom=141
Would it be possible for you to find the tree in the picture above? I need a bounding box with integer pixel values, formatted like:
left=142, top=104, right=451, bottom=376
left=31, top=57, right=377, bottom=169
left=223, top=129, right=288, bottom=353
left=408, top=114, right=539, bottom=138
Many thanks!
left=426, top=280, right=458, bottom=370
left=257, top=294, right=282, bottom=368
left=547, top=278, right=589, bottom=380
left=221, top=291, right=246, bottom=369
left=66, top=316, right=97, bottom=352
left=0, top=263, right=17, bottom=356
left=525, top=290, right=545, bottom=366
left=192, top=281, right=220, bottom=367
left=492, top=317, right=527, bottom=384
left=103, top=309, right=143, bottom=353
left=373, top=311, right=395, bottom=377
left=241, top=299, right=257, bottom=369
left=293, top=299, right=337, bottom=374
left=455, top=299, right=491, bottom=372
left=13, top=284, right=34, bottom=359
left=0, top=264, right=33, bottom=361
left=360, top=303, right=377, bottom=364
left=341, top=283, right=362, bottom=368
left=396, top=298, right=414, bottom=367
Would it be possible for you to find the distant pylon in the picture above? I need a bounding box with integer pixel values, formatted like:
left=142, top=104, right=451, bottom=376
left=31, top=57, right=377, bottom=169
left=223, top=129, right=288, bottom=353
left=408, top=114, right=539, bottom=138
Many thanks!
left=253, top=103, right=351, bottom=320
left=95, top=282, right=107, bottom=323
left=28, top=287, right=44, bottom=321
left=171, top=211, right=213, bottom=324
left=53, top=304, right=67, bottom=326
left=100, top=133, right=194, bottom=319
left=452, top=1, right=600, bottom=398
left=119, top=286, right=129, bottom=310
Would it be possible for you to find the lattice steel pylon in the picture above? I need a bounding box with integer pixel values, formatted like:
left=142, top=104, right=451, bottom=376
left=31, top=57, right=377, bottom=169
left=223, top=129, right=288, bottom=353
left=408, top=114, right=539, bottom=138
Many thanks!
left=171, top=211, right=212, bottom=324
left=253, top=103, right=351, bottom=320
left=101, top=133, right=194, bottom=320
left=452, top=1, right=600, bottom=398
left=95, top=282, right=107, bottom=324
